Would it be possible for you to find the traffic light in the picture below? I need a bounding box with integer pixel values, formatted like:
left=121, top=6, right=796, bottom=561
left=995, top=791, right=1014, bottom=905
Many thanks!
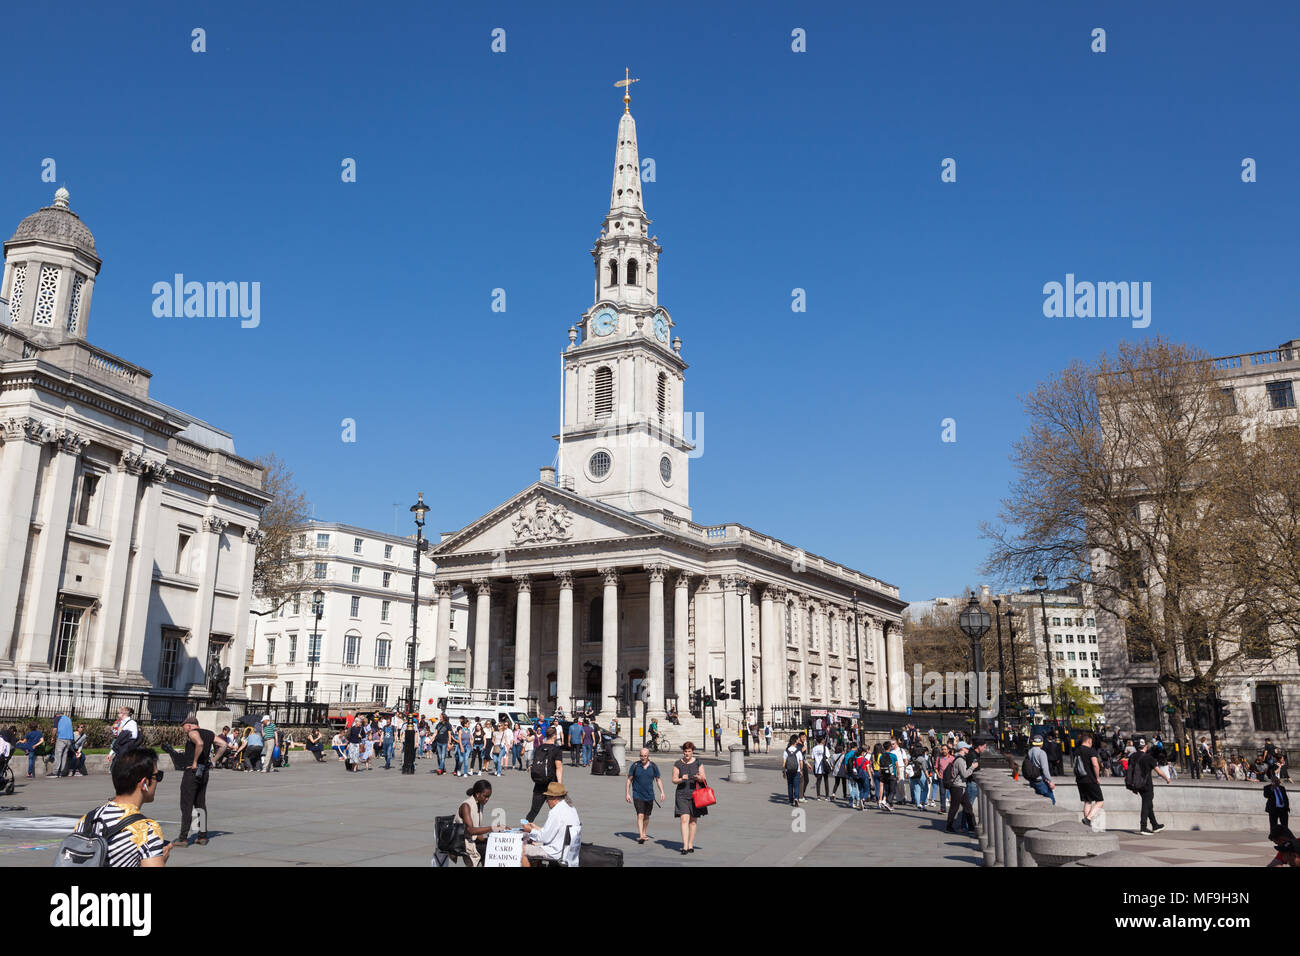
left=712, top=676, right=728, bottom=701
left=730, top=679, right=742, bottom=699
left=1213, top=697, right=1231, bottom=731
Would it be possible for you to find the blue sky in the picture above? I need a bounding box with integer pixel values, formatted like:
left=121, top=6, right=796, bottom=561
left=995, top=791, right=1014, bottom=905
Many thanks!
left=5, top=1, right=1298, bottom=603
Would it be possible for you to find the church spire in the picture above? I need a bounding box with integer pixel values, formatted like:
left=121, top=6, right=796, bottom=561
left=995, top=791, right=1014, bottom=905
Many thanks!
left=609, top=70, right=645, bottom=218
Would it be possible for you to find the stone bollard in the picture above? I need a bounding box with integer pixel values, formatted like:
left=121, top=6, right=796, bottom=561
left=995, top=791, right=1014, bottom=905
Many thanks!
left=977, top=776, right=1018, bottom=866
left=609, top=736, right=627, bottom=772
left=1004, top=803, right=1079, bottom=867
left=1064, top=849, right=1161, bottom=867
left=976, top=779, right=1002, bottom=864
left=728, top=743, right=750, bottom=783
left=1022, top=820, right=1120, bottom=867
left=989, top=788, right=1027, bottom=867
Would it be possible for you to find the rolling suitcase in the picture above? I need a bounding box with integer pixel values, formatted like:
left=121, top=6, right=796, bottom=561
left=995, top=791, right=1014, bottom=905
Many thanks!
left=578, top=843, right=623, bottom=867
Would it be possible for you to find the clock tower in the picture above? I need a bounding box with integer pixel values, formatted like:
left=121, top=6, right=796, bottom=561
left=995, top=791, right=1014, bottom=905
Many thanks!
left=558, top=78, right=693, bottom=519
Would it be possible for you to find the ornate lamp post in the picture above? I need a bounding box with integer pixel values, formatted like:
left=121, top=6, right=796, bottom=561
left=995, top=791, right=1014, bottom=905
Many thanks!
left=307, top=587, right=324, bottom=707
left=409, top=493, right=431, bottom=717
left=957, top=593, right=991, bottom=734
left=1033, top=571, right=1058, bottom=727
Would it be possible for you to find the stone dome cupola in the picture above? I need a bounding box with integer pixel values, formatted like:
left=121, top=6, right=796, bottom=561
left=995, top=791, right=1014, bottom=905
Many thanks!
left=2, top=188, right=102, bottom=345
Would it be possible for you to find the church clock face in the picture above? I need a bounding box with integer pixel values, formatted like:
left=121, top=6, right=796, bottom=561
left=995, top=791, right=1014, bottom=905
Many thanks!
left=653, top=313, right=669, bottom=342
left=593, top=309, right=617, bottom=336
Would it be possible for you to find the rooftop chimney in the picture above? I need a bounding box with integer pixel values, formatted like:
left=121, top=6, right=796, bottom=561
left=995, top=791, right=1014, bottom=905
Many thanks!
left=540, top=466, right=556, bottom=485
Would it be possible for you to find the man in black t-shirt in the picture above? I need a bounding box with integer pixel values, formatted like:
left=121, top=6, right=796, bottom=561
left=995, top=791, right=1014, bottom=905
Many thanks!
left=174, top=715, right=221, bottom=848
left=526, top=727, right=564, bottom=823
left=1074, top=731, right=1105, bottom=831
left=1131, top=737, right=1172, bottom=835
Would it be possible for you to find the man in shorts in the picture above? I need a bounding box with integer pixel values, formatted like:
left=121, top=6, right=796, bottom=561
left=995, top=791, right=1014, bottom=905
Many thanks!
left=1074, top=730, right=1106, bottom=831
left=625, top=747, right=666, bottom=844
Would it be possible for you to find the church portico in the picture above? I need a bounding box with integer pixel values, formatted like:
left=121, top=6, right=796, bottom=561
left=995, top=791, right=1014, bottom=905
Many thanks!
left=428, top=82, right=906, bottom=729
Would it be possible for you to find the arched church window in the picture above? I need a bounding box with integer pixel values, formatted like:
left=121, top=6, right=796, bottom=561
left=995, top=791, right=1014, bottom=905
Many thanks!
left=594, top=367, right=613, bottom=419
left=589, top=596, right=603, bottom=643
left=626, top=259, right=638, bottom=285
left=607, top=259, right=619, bottom=286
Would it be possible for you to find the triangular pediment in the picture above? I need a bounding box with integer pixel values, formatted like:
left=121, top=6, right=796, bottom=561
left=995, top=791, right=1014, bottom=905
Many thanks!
left=430, top=483, right=666, bottom=558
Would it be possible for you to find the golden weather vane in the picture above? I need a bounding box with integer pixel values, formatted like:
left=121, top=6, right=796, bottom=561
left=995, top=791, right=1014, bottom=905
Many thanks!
left=615, top=67, right=640, bottom=112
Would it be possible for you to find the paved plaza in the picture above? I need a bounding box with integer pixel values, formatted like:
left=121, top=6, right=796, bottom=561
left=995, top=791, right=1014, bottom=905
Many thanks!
left=1, top=751, right=983, bottom=867
left=2, top=751, right=1281, bottom=867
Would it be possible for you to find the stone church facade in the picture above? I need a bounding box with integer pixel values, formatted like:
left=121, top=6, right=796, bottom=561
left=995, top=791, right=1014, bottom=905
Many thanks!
left=429, top=94, right=906, bottom=726
left=0, top=189, right=268, bottom=708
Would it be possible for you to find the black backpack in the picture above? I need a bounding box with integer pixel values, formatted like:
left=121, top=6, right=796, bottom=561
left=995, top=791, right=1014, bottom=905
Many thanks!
left=1125, top=754, right=1150, bottom=792
left=942, top=757, right=959, bottom=788
left=53, top=811, right=146, bottom=867
left=530, top=744, right=557, bottom=784
left=784, top=748, right=801, bottom=774
left=1021, top=754, right=1042, bottom=783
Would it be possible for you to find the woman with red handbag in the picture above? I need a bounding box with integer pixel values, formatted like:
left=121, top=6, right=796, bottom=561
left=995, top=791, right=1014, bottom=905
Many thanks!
left=672, top=741, right=711, bottom=855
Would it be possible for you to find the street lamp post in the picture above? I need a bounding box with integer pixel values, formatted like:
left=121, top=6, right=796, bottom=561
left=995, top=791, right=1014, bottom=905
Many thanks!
left=1005, top=608, right=1021, bottom=730
left=1033, top=572, right=1058, bottom=727
left=409, top=493, right=431, bottom=718
left=992, top=597, right=1007, bottom=745
left=307, top=587, right=324, bottom=711
left=957, top=593, right=992, bottom=735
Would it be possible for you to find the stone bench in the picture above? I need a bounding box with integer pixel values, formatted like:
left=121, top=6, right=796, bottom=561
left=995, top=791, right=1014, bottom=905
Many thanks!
left=1004, top=803, right=1082, bottom=866
left=1022, top=820, right=1120, bottom=866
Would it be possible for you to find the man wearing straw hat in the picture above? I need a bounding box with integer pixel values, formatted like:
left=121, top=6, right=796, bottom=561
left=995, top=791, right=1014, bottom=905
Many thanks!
left=520, top=781, right=581, bottom=867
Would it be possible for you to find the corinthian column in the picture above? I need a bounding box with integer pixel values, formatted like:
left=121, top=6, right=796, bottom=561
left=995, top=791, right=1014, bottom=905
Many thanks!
left=886, top=620, right=906, bottom=711
left=599, top=567, right=619, bottom=718
left=434, top=581, right=454, bottom=683
left=555, top=571, right=574, bottom=709
left=760, top=586, right=780, bottom=709
left=471, top=578, right=492, bottom=689
left=646, top=564, right=668, bottom=713
left=513, top=575, right=532, bottom=703
left=673, top=573, right=691, bottom=706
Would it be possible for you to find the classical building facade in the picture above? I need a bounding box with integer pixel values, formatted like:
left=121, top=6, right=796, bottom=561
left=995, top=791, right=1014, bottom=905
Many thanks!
left=248, top=521, right=468, bottom=704
left=428, top=94, right=906, bottom=727
left=1097, top=338, right=1300, bottom=749
left=0, top=190, right=269, bottom=704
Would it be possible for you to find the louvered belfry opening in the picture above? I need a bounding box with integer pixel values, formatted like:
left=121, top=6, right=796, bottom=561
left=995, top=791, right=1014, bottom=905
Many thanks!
left=594, top=366, right=613, bottom=419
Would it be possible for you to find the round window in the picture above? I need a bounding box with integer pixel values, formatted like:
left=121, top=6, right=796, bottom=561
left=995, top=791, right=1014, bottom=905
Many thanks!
left=589, top=451, right=612, bottom=479
left=660, top=455, right=672, bottom=483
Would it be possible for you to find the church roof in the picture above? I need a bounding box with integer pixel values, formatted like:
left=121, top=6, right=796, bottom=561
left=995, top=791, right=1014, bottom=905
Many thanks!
left=7, top=188, right=98, bottom=260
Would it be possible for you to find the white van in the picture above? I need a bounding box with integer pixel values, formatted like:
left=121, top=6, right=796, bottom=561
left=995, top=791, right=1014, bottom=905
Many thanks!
left=417, top=680, right=531, bottom=726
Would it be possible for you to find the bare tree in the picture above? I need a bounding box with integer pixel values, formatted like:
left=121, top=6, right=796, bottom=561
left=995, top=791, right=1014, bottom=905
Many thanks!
left=903, top=592, right=1037, bottom=707
left=982, top=337, right=1299, bottom=741
left=250, top=453, right=313, bottom=616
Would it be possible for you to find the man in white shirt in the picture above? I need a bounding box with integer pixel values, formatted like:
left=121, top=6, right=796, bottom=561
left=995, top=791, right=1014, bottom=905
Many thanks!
left=520, top=782, right=581, bottom=867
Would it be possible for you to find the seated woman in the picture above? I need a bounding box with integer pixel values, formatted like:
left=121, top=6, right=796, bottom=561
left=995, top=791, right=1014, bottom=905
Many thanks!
left=457, top=780, right=504, bottom=867
left=331, top=730, right=347, bottom=761
left=305, top=728, right=326, bottom=762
